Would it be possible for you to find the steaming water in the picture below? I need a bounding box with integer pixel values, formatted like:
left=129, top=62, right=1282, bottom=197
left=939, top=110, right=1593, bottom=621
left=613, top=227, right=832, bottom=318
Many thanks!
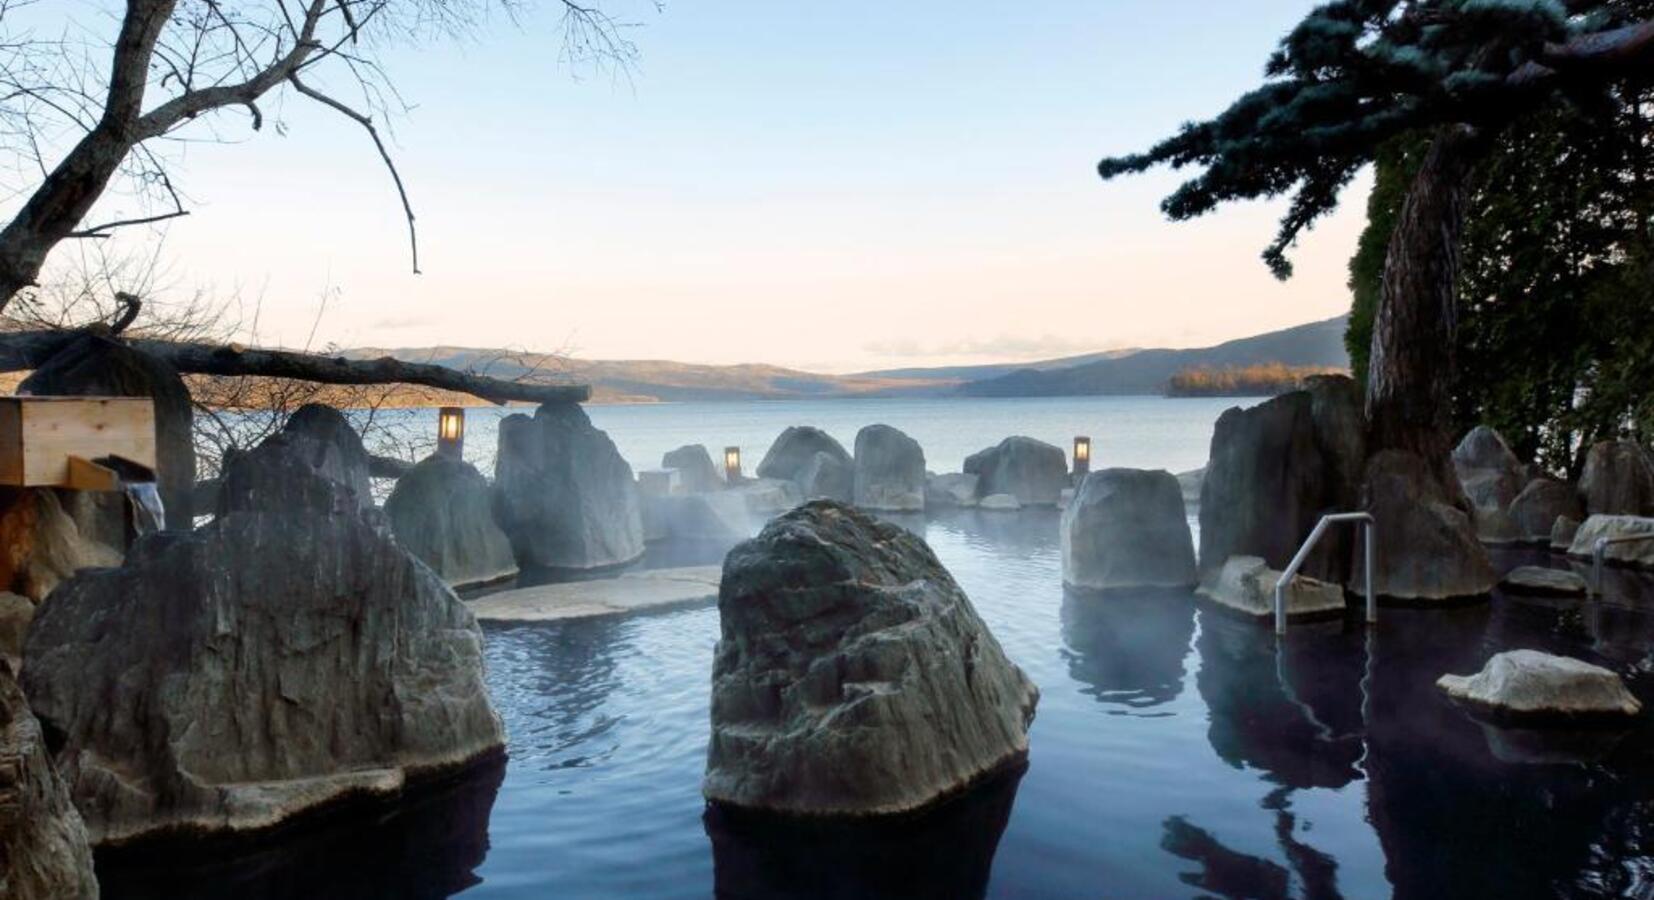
left=96, top=398, right=1654, bottom=899
left=391, top=395, right=1246, bottom=477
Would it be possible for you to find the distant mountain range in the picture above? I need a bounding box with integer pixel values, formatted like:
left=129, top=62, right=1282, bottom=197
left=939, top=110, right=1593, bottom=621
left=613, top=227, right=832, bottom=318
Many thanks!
left=351, top=314, right=1350, bottom=404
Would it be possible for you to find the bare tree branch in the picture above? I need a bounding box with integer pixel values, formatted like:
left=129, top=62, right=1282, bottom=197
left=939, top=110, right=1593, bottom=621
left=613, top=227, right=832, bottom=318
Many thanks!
left=0, top=328, right=589, bottom=405
left=288, top=72, right=418, bottom=272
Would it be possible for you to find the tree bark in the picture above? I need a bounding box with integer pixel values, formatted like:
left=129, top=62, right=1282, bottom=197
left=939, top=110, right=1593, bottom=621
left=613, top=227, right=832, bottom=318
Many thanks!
left=1366, top=125, right=1482, bottom=476
left=0, top=330, right=589, bottom=406
left=0, top=0, right=179, bottom=303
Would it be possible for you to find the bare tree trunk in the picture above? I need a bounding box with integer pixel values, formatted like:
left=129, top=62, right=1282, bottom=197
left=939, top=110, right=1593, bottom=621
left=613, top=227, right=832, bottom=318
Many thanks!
left=0, top=330, right=588, bottom=406
left=1366, top=125, right=1482, bottom=478
left=0, top=0, right=179, bottom=304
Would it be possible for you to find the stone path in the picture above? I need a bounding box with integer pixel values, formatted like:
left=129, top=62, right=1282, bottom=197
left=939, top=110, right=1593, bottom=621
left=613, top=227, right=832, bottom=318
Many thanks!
left=468, top=565, right=722, bottom=623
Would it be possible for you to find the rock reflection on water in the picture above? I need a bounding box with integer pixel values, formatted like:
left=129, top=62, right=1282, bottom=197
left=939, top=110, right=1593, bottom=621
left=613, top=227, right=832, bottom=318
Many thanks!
left=95, top=757, right=505, bottom=900
left=1060, top=587, right=1195, bottom=712
left=703, top=765, right=1025, bottom=900
left=1194, top=610, right=1366, bottom=790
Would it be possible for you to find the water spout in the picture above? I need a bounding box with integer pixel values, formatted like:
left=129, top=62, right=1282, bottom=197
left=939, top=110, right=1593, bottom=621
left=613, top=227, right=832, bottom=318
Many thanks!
left=94, top=455, right=167, bottom=534
left=123, top=481, right=165, bottom=535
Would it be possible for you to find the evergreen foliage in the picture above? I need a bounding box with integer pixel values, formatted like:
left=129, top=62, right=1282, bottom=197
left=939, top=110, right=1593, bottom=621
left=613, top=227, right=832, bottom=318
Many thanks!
left=1099, top=1, right=1654, bottom=277
left=1349, top=87, right=1654, bottom=476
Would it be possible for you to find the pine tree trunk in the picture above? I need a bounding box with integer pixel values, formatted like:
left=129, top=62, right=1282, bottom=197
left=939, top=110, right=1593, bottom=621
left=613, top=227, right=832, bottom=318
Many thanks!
left=1366, top=126, right=1482, bottom=480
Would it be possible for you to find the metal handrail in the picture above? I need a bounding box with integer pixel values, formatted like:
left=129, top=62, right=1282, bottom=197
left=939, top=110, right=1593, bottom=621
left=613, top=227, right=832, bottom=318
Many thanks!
left=1275, top=512, right=1376, bottom=636
left=1591, top=532, right=1654, bottom=596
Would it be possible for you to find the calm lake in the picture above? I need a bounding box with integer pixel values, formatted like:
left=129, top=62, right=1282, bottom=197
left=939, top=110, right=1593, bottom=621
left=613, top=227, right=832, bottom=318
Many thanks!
left=100, top=397, right=1654, bottom=899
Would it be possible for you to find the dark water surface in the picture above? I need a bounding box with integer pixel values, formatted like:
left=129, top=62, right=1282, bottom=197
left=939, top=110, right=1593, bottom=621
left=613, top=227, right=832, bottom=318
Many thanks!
left=99, top=510, right=1654, bottom=899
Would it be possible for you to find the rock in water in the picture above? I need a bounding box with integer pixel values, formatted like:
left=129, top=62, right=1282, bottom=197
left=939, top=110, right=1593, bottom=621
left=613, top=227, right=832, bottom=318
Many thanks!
left=926, top=472, right=980, bottom=508
left=1438, top=650, right=1640, bottom=721
left=1579, top=440, right=1654, bottom=517
left=218, top=404, right=375, bottom=515
left=0, top=666, right=98, bottom=899
left=493, top=403, right=644, bottom=570
left=852, top=424, right=926, bottom=512
left=1197, top=555, right=1345, bottom=621
left=1451, top=425, right=1526, bottom=512
left=386, top=455, right=518, bottom=588
left=1566, top=515, right=1654, bottom=569
left=797, top=450, right=853, bottom=503
left=1361, top=450, right=1496, bottom=601
left=1508, top=478, right=1583, bottom=543
left=1500, top=566, right=1587, bottom=597
left=963, top=436, right=1068, bottom=506
left=21, top=510, right=506, bottom=846
left=1551, top=516, right=1581, bottom=553
left=978, top=493, right=1022, bottom=511
left=654, top=492, right=755, bottom=543
left=755, top=427, right=851, bottom=485
left=662, top=444, right=724, bottom=493
left=1199, top=376, right=1365, bottom=584
left=706, top=501, right=1038, bottom=816
left=1061, top=469, right=1196, bottom=591
left=20, top=334, right=195, bottom=528
left=1473, top=506, right=1524, bottom=545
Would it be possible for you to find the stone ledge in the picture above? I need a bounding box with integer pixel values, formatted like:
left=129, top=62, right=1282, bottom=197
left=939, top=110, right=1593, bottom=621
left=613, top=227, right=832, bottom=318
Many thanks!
left=468, top=566, right=722, bottom=623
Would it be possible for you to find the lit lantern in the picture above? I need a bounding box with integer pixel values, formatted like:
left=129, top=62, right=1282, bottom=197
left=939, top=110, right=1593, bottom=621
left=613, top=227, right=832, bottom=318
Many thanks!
left=1073, top=436, right=1091, bottom=477
left=437, top=406, right=465, bottom=459
left=724, top=446, right=742, bottom=482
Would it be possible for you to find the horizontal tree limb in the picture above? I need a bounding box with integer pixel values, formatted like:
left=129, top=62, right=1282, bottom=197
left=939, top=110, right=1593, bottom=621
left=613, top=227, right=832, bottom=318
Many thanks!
left=0, top=330, right=590, bottom=406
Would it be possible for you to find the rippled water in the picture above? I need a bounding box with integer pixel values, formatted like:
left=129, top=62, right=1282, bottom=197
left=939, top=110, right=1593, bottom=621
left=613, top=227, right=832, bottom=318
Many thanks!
left=97, top=398, right=1654, bottom=899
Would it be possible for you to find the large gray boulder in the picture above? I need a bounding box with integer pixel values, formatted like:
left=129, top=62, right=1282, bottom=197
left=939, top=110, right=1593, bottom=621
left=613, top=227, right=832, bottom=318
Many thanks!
left=925, top=472, right=980, bottom=508
left=852, top=424, right=926, bottom=512
left=1473, top=506, right=1524, bottom=545
left=1197, top=555, right=1345, bottom=622
left=1451, top=425, right=1526, bottom=512
left=0, top=666, right=98, bottom=899
left=1199, top=375, right=1366, bottom=583
left=963, top=436, right=1068, bottom=506
left=663, top=444, right=724, bottom=494
left=1438, top=650, right=1640, bottom=721
left=755, top=427, right=851, bottom=485
left=706, top=501, right=1037, bottom=816
left=730, top=478, right=803, bottom=518
left=1566, top=515, right=1654, bottom=569
left=386, top=455, right=518, bottom=588
left=797, top=450, right=853, bottom=503
left=21, top=509, right=505, bottom=846
left=20, top=334, right=195, bottom=528
left=1061, top=469, right=1196, bottom=592
left=1579, top=440, right=1654, bottom=517
left=217, top=404, right=375, bottom=516
left=493, top=403, right=644, bottom=570
left=1551, top=515, right=1582, bottom=553
left=1361, top=450, right=1496, bottom=601
left=1508, top=478, right=1583, bottom=543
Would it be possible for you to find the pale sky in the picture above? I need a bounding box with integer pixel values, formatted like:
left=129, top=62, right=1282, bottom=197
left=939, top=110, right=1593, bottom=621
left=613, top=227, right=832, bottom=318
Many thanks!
left=25, top=1, right=1367, bottom=373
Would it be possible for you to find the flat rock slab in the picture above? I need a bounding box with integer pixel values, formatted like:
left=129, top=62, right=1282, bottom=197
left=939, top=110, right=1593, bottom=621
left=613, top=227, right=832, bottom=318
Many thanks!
left=1438, top=650, right=1641, bottom=722
left=469, top=566, right=722, bottom=623
left=1500, top=566, right=1587, bottom=597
